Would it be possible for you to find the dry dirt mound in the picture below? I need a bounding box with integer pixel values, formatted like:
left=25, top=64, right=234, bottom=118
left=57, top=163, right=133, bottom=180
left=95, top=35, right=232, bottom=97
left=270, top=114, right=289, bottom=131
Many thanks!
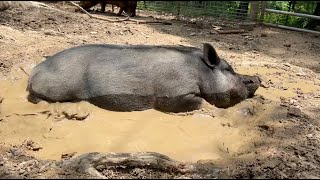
left=0, top=7, right=86, bottom=33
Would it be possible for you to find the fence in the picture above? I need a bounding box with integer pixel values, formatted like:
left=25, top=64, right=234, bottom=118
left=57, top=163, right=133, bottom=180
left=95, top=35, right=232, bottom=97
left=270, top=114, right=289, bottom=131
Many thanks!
left=136, top=1, right=320, bottom=34
left=261, top=1, right=320, bottom=34
left=137, top=1, right=259, bottom=21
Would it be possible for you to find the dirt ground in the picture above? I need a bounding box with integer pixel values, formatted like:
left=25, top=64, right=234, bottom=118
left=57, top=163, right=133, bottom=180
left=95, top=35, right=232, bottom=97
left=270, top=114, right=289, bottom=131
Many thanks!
left=0, top=2, right=320, bottom=179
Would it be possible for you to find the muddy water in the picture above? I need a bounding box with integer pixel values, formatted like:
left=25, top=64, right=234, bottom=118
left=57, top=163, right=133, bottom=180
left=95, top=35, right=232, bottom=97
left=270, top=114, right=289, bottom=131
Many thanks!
left=0, top=64, right=317, bottom=163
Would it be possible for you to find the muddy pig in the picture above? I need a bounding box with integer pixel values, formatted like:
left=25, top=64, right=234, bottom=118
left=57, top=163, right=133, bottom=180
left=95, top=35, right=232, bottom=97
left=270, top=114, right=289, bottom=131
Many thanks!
left=78, top=0, right=137, bottom=17
left=27, top=43, right=261, bottom=113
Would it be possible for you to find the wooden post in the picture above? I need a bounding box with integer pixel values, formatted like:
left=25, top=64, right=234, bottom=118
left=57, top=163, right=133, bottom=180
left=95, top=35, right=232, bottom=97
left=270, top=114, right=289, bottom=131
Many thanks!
left=250, top=1, right=260, bottom=22
left=260, top=1, right=267, bottom=24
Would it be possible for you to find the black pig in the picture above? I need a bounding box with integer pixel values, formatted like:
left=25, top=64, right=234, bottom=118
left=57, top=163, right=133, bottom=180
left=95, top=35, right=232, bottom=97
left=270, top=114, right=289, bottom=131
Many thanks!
left=27, top=43, right=261, bottom=113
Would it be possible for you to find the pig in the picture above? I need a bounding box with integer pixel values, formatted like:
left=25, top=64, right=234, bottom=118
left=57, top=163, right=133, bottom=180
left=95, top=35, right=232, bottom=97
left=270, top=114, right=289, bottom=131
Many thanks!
left=78, top=0, right=137, bottom=17
left=27, top=43, right=261, bottom=113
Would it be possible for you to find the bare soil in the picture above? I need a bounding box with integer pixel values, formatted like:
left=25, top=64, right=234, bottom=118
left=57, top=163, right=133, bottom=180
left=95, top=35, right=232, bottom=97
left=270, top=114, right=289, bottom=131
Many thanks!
left=0, top=2, right=320, bottom=179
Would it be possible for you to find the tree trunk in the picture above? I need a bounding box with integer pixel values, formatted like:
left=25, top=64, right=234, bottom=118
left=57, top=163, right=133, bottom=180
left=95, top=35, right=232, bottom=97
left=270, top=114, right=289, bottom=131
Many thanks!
left=306, top=1, right=320, bottom=30
left=250, top=1, right=259, bottom=21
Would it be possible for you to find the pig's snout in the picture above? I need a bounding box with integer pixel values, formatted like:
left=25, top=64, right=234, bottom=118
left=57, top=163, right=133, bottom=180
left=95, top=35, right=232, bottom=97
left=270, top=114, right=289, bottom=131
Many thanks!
left=243, top=76, right=261, bottom=85
left=241, top=75, right=261, bottom=98
left=243, top=79, right=254, bottom=84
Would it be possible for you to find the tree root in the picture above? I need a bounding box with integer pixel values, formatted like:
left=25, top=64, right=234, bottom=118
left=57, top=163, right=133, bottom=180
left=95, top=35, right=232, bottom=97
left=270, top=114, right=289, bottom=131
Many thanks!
left=62, top=152, right=193, bottom=178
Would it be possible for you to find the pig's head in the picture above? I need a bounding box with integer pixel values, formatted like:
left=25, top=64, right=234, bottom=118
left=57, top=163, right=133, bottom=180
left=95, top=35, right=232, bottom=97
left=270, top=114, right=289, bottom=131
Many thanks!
left=200, top=43, right=261, bottom=108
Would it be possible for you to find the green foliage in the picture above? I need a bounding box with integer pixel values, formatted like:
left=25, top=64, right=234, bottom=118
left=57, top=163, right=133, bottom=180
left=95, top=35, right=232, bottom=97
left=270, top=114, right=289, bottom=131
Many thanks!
left=267, top=1, right=289, bottom=11
left=137, top=1, right=318, bottom=29
left=264, top=1, right=318, bottom=29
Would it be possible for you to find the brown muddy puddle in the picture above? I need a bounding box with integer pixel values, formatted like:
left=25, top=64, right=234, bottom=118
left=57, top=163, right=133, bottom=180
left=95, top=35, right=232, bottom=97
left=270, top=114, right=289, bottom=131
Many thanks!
left=0, top=64, right=318, bottom=162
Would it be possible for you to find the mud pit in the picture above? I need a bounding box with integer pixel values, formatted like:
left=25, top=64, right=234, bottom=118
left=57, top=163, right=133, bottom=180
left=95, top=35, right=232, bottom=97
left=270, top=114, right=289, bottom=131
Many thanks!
left=0, top=74, right=264, bottom=162
left=0, top=2, right=320, bottom=179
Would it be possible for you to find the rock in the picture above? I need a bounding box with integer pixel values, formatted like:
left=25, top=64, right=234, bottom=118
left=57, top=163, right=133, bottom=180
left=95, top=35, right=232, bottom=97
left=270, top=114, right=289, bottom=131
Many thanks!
left=277, top=171, right=288, bottom=178
left=306, top=134, right=313, bottom=138
left=263, top=160, right=279, bottom=169
left=288, top=107, right=302, bottom=117
left=9, top=148, right=22, bottom=156
left=95, top=165, right=105, bottom=171
left=18, top=160, right=38, bottom=170
left=18, top=169, right=26, bottom=175
left=287, top=162, right=297, bottom=168
left=260, top=81, right=269, bottom=88
left=44, top=30, right=58, bottom=36
left=48, top=17, right=56, bottom=21
left=239, top=23, right=255, bottom=31
left=31, top=146, right=42, bottom=151
left=62, top=110, right=90, bottom=121
left=282, top=63, right=291, bottom=67
left=289, top=99, right=297, bottom=105
left=257, top=124, right=273, bottom=131
left=260, top=33, right=267, bottom=37
left=284, top=44, right=291, bottom=47
left=23, top=140, right=42, bottom=151
left=61, top=152, right=77, bottom=161
left=244, top=35, right=253, bottom=40
left=304, top=174, right=320, bottom=179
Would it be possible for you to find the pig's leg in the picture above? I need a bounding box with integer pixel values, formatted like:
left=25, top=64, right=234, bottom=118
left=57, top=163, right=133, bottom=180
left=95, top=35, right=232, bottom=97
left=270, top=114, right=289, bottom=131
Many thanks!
left=116, top=7, right=124, bottom=16
left=111, top=5, right=115, bottom=12
left=100, top=1, right=106, bottom=12
left=27, top=92, right=48, bottom=104
left=154, top=94, right=205, bottom=113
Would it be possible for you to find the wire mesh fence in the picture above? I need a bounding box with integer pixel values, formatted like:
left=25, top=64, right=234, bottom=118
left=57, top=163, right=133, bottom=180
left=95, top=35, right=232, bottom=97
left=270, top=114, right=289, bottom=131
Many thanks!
left=136, top=1, right=320, bottom=33
left=137, top=1, right=260, bottom=21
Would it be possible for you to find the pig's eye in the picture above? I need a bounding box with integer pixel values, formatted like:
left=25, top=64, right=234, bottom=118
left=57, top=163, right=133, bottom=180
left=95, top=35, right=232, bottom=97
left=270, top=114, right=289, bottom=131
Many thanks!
left=225, top=67, right=236, bottom=74
left=225, top=67, right=232, bottom=72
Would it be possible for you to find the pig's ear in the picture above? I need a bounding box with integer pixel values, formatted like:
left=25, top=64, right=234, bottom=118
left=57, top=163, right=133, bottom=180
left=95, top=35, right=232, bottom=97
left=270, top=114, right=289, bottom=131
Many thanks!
left=203, top=43, right=220, bottom=68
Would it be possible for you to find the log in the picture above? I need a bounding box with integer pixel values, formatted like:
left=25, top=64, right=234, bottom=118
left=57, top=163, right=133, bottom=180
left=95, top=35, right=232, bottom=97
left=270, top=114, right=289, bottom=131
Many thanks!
left=62, top=152, right=192, bottom=178
left=215, top=29, right=247, bottom=34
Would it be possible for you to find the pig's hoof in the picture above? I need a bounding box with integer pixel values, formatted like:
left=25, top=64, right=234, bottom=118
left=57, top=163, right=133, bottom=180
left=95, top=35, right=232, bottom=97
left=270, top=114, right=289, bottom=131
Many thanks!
left=48, top=102, right=91, bottom=121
